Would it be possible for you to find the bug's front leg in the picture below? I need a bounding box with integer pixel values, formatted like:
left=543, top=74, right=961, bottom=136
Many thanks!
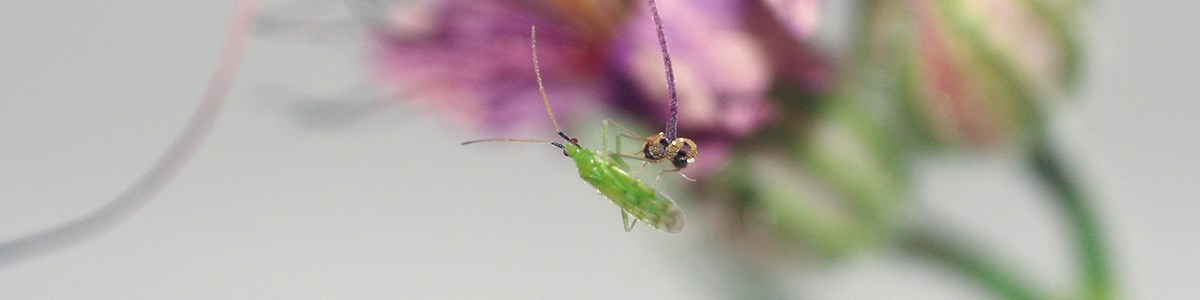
left=602, top=119, right=611, bottom=153
left=604, top=119, right=633, bottom=170
left=605, top=118, right=652, bottom=156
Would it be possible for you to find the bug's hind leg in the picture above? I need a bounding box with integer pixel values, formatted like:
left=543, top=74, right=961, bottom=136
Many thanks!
left=621, top=210, right=637, bottom=232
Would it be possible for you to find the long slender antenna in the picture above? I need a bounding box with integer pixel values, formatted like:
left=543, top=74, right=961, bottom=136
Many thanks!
left=461, top=26, right=573, bottom=151
left=647, top=0, right=679, bottom=141
left=531, top=26, right=563, bottom=135
left=461, top=138, right=565, bottom=149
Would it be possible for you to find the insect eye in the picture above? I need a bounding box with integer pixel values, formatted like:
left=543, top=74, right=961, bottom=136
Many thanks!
left=672, top=156, right=690, bottom=168
left=569, top=138, right=579, bottom=144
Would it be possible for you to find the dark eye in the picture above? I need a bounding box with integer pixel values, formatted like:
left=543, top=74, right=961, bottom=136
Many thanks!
left=672, top=157, right=690, bottom=168
left=658, top=138, right=669, bottom=146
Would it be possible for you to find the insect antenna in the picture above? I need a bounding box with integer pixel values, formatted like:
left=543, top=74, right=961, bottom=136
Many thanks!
left=461, top=138, right=565, bottom=150
left=459, top=25, right=577, bottom=152
left=594, top=0, right=701, bottom=181
left=530, top=25, right=576, bottom=144
left=647, top=0, right=679, bottom=141
left=604, top=0, right=697, bottom=178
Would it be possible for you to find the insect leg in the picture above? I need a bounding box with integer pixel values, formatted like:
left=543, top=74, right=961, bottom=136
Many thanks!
left=605, top=120, right=648, bottom=156
left=616, top=153, right=654, bottom=175
left=622, top=210, right=637, bottom=232
left=601, top=119, right=643, bottom=153
left=618, top=153, right=654, bottom=162
left=631, top=161, right=650, bottom=175
left=604, top=123, right=643, bottom=154
left=653, top=168, right=697, bottom=188
left=602, top=118, right=612, bottom=153
left=613, top=124, right=621, bottom=160
left=602, top=119, right=635, bottom=170
left=603, top=118, right=645, bottom=138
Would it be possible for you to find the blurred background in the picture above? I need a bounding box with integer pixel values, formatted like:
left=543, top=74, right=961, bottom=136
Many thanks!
left=0, top=0, right=1197, bottom=299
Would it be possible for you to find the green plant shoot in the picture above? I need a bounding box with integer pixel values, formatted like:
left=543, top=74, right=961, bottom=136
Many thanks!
left=462, top=26, right=684, bottom=233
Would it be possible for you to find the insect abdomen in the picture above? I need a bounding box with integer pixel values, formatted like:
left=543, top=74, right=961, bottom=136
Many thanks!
left=572, top=149, right=683, bottom=233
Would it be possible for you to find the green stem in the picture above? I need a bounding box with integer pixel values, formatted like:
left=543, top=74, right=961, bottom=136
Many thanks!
left=902, top=228, right=1046, bottom=300
left=1030, top=140, right=1113, bottom=300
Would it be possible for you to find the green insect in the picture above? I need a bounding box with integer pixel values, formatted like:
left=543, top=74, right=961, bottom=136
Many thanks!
left=607, top=0, right=700, bottom=187
left=461, top=26, right=684, bottom=233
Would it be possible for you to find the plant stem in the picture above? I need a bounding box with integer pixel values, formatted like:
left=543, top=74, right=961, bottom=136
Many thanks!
left=0, top=0, right=259, bottom=266
left=1030, top=140, right=1113, bottom=300
left=902, top=229, right=1046, bottom=300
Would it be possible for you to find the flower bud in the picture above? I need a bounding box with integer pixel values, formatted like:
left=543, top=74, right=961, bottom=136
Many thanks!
left=858, top=0, right=1082, bottom=149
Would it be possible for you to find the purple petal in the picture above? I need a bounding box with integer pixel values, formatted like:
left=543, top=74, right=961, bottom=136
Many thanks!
left=762, top=0, right=823, bottom=39
left=370, top=0, right=608, bottom=131
left=613, top=0, right=775, bottom=136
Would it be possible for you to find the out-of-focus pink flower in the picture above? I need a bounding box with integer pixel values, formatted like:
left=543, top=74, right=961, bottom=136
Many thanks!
left=762, top=0, right=823, bottom=39
left=611, top=0, right=773, bottom=175
left=616, top=0, right=773, bottom=136
left=371, top=0, right=611, bottom=131
left=371, top=0, right=828, bottom=178
left=863, top=0, right=1080, bottom=149
left=608, top=0, right=830, bottom=175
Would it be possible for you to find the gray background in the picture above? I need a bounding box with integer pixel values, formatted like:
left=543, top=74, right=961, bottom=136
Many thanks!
left=1, top=0, right=1196, bottom=299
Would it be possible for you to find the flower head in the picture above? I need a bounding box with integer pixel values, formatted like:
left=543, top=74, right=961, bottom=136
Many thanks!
left=371, top=0, right=828, bottom=178
left=372, top=0, right=611, bottom=131
left=859, top=0, right=1081, bottom=149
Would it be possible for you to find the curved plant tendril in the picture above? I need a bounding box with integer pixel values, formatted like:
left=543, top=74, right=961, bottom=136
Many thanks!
left=0, top=0, right=260, bottom=266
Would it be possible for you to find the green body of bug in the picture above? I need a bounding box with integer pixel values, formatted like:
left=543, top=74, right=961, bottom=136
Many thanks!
left=461, top=26, right=684, bottom=233
left=566, top=140, right=684, bottom=233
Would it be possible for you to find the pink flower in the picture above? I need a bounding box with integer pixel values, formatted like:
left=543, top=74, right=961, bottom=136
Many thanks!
left=861, top=0, right=1080, bottom=149
left=371, top=0, right=611, bottom=131
left=370, top=0, right=829, bottom=177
